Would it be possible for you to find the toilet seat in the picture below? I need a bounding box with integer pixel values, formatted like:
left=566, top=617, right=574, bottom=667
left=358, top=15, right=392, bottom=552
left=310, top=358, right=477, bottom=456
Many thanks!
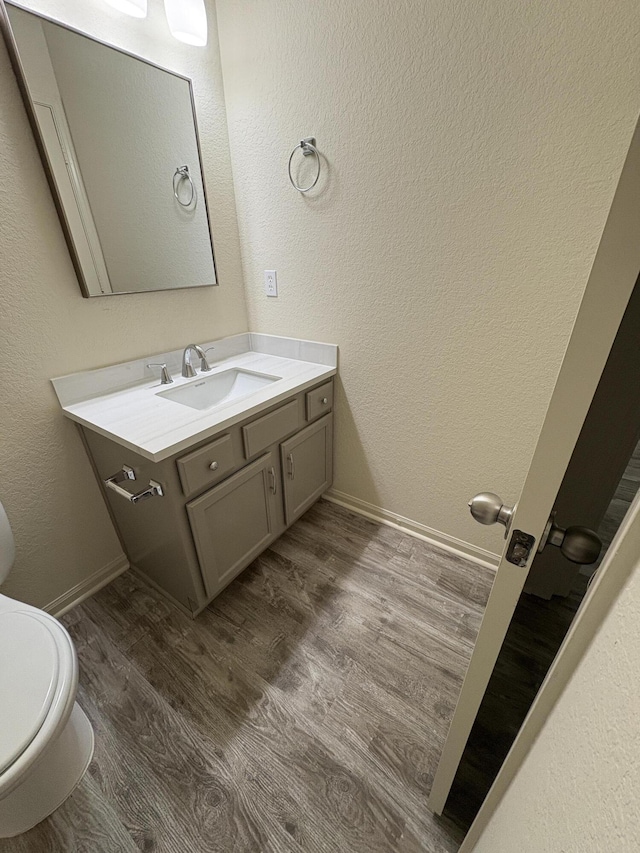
left=0, top=501, right=94, bottom=837
left=0, top=613, right=62, bottom=775
left=0, top=606, right=78, bottom=798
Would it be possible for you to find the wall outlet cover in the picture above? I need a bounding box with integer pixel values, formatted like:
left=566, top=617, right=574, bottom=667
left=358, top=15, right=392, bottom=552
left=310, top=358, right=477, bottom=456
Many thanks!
left=264, top=270, right=278, bottom=297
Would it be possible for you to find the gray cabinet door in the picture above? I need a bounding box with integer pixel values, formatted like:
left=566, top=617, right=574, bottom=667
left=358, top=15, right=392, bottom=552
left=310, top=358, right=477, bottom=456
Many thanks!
left=281, top=413, right=333, bottom=526
left=187, top=452, right=277, bottom=597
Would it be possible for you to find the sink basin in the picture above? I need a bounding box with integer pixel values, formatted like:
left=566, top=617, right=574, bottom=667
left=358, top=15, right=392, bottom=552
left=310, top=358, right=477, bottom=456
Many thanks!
left=157, top=368, right=280, bottom=411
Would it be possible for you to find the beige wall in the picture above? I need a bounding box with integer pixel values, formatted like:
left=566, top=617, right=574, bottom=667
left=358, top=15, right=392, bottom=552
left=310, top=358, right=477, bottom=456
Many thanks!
left=0, top=0, right=247, bottom=606
left=473, top=526, right=640, bottom=852
left=215, top=0, right=640, bottom=556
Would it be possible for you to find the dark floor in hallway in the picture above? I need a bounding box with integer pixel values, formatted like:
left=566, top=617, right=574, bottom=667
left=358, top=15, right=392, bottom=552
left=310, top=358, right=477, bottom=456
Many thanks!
left=444, top=572, right=588, bottom=831
left=2, top=500, right=494, bottom=853
left=597, top=435, right=640, bottom=554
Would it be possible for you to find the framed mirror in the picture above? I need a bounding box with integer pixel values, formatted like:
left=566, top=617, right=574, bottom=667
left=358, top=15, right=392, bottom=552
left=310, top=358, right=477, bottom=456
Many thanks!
left=0, top=2, right=217, bottom=296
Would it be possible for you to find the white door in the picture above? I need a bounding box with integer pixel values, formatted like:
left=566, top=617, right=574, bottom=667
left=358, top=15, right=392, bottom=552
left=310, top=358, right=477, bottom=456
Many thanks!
left=428, top=117, right=640, bottom=814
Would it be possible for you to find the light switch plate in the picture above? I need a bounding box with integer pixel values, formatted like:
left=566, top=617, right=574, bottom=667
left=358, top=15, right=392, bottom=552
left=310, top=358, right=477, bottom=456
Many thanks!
left=264, top=270, right=278, bottom=297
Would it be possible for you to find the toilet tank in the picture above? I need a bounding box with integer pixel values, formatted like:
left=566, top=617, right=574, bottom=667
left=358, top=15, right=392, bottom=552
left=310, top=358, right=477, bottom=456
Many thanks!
left=0, top=502, right=16, bottom=584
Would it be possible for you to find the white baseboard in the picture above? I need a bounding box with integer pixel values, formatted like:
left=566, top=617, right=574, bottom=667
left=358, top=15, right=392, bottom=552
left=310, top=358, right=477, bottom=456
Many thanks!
left=323, top=489, right=499, bottom=571
left=44, top=555, right=130, bottom=618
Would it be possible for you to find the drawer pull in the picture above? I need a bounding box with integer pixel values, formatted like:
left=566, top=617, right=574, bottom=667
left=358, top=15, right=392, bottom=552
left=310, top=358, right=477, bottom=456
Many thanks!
left=209, top=461, right=219, bottom=471
left=287, top=453, right=295, bottom=480
left=269, top=466, right=277, bottom=495
left=321, top=397, right=328, bottom=405
left=105, top=466, right=164, bottom=504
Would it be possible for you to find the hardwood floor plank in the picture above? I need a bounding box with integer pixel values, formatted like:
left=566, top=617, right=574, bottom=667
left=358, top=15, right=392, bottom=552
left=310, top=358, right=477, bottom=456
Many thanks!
left=71, top=617, right=282, bottom=852
left=126, top=622, right=407, bottom=853
left=252, top=534, right=482, bottom=680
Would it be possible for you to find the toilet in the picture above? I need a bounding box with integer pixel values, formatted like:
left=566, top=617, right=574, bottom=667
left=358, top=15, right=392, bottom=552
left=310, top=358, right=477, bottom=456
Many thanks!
left=0, top=501, right=94, bottom=838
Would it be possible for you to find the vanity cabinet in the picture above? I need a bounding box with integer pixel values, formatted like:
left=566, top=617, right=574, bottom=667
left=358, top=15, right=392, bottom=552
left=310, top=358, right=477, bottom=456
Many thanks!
left=80, top=380, right=334, bottom=616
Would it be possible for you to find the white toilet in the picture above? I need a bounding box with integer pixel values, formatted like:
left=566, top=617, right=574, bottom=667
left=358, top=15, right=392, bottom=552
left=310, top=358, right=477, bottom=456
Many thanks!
left=0, top=501, right=94, bottom=838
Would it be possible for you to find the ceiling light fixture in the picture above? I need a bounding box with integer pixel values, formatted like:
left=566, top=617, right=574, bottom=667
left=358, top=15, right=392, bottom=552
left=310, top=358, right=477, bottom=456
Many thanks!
left=164, top=0, right=208, bottom=47
left=103, top=0, right=147, bottom=18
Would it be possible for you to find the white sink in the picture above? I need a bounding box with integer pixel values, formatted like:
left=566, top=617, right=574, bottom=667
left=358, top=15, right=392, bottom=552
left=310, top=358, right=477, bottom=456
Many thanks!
left=157, top=368, right=280, bottom=411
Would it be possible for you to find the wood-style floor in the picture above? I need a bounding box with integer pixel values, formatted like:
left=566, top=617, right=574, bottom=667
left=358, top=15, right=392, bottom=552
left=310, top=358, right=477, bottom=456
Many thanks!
left=3, top=500, right=494, bottom=853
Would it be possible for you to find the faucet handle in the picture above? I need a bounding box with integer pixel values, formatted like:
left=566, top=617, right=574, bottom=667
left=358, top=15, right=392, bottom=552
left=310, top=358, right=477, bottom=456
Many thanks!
left=200, top=346, right=215, bottom=372
left=147, top=363, right=173, bottom=385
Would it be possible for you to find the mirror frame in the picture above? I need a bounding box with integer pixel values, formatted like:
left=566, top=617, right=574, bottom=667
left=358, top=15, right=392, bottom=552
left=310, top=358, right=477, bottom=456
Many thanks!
left=0, top=0, right=218, bottom=297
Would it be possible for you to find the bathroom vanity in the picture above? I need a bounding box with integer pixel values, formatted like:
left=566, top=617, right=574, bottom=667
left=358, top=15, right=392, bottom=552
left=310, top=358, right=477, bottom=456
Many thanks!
left=52, top=335, right=337, bottom=616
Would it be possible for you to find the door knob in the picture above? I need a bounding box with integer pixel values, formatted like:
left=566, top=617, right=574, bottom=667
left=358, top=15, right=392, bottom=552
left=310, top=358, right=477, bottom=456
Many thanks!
left=468, top=492, right=515, bottom=532
left=539, top=513, right=601, bottom=565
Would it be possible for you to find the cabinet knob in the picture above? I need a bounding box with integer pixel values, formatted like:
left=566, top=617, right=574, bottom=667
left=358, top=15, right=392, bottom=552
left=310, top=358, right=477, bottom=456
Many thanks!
left=209, top=461, right=218, bottom=471
left=321, top=397, right=328, bottom=405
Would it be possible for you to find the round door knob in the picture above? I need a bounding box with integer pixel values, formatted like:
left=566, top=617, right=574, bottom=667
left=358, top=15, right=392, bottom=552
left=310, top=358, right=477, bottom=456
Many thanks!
left=321, top=397, right=328, bottom=405
left=209, top=461, right=218, bottom=471
left=468, top=492, right=515, bottom=528
left=559, top=526, right=601, bottom=565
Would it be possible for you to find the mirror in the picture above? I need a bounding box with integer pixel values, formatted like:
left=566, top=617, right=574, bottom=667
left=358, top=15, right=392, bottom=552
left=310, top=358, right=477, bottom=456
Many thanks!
left=0, top=3, right=217, bottom=296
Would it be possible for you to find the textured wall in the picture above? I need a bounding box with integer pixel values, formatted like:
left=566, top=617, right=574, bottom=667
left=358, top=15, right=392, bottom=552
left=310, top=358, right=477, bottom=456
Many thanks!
left=215, top=0, right=640, bottom=554
left=473, top=537, right=640, bottom=851
left=0, top=0, right=247, bottom=606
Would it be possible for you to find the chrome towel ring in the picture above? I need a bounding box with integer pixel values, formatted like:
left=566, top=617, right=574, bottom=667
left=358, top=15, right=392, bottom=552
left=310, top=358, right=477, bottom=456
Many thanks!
left=173, top=164, right=196, bottom=207
left=288, top=137, right=321, bottom=193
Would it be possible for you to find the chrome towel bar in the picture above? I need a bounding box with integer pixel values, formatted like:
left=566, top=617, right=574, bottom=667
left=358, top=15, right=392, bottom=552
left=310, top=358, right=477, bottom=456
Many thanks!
left=104, top=465, right=164, bottom=504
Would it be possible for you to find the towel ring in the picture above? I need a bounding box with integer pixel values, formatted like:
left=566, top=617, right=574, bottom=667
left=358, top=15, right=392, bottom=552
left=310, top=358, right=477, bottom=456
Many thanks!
left=288, top=138, right=321, bottom=193
left=173, top=165, right=196, bottom=207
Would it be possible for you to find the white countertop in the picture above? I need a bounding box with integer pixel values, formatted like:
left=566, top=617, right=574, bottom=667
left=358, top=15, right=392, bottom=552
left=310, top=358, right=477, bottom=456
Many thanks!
left=52, top=334, right=337, bottom=462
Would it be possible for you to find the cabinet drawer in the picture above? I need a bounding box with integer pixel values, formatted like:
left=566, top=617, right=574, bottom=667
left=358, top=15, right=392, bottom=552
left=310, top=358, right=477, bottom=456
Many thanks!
left=177, top=434, right=237, bottom=497
left=306, top=380, right=333, bottom=422
left=242, top=400, right=300, bottom=459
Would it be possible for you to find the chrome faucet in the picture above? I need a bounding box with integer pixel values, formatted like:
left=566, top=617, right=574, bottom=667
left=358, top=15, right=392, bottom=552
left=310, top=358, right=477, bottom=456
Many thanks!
left=181, top=344, right=212, bottom=378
